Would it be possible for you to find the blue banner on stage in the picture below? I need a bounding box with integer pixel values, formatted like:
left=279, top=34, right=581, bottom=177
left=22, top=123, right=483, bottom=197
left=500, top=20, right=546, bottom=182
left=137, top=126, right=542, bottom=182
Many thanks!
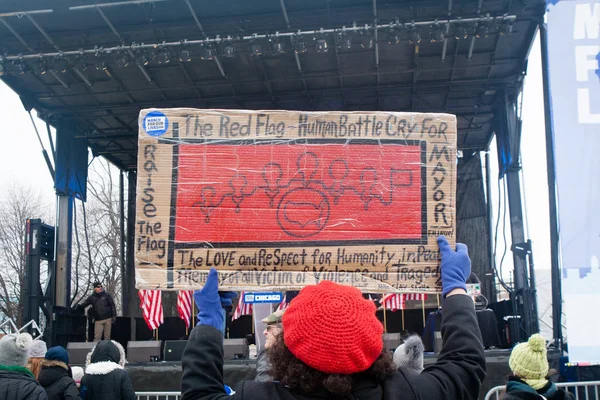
left=243, top=292, right=283, bottom=304
left=547, top=0, right=600, bottom=363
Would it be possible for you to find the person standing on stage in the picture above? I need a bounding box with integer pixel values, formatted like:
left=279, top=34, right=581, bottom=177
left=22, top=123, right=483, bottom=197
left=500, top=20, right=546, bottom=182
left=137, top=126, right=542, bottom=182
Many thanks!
left=78, top=282, right=117, bottom=342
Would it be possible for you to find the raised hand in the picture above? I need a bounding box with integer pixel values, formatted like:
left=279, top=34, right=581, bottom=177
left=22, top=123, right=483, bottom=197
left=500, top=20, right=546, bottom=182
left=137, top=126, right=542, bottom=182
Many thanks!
left=437, top=236, right=471, bottom=297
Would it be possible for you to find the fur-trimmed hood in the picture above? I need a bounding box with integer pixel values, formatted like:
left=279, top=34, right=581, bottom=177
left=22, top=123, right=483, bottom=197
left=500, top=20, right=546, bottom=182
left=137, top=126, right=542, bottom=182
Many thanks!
left=85, top=361, right=124, bottom=376
left=41, top=359, right=69, bottom=371
left=85, top=340, right=127, bottom=368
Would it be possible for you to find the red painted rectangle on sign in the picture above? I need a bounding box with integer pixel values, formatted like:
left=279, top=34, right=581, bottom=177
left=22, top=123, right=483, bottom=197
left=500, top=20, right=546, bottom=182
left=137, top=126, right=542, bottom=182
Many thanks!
left=174, top=142, right=424, bottom=243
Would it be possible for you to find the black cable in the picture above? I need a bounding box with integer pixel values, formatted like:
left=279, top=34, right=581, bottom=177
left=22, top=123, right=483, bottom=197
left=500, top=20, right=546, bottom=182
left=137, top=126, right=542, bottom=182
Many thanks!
left=499, top=177, right=509, bottom=287
left=493, top=176, right=512, bottom=292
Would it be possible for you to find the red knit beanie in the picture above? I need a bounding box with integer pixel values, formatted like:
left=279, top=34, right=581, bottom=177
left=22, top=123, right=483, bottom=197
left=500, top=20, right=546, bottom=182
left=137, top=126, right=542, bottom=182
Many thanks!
left=282, top=281, right=383, bottom=374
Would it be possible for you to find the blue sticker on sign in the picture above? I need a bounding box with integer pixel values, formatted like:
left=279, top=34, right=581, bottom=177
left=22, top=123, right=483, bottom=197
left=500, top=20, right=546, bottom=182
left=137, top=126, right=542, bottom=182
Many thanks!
left=143, top=111, right=169, bottom=136
left=244, top=292, right=283, bottom=304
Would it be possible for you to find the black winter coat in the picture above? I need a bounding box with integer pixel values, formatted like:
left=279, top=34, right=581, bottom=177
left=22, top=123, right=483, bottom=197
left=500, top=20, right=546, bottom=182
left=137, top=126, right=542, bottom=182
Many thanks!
left=38, top=361, right=81, bottom=400
left=0, top=365, right=48, bottom=400
left=79, top=291, right=116, bottom=321
left=181, top=294, right=486, bottom=400
left=80, top=341, right=135, bottom=400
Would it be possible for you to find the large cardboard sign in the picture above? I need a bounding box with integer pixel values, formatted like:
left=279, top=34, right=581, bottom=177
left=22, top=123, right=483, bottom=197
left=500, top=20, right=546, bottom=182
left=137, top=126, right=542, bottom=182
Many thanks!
left=135, top=109, right=457, bottom=292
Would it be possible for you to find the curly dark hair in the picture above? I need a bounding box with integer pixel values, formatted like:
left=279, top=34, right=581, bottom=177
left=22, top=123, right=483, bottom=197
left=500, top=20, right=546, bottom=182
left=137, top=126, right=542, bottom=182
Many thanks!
left=268, top=332, right=396, bottom=396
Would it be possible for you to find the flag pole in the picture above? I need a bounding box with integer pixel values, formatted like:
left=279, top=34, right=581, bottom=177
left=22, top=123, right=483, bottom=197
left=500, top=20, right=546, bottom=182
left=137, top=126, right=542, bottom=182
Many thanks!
left=401, top=309, right=405, bottom=332
left=421, top=297, right=426, bottom=327
left=191, top=296, right=196, bottom=333
left=383, top=305, right=388, bottom=333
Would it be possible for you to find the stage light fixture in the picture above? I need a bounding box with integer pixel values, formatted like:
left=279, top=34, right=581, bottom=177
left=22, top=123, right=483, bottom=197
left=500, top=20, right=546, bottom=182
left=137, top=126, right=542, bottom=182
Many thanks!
left=157, top=50, right=169, bottom=64
left=315, top=34, right=328, bottom=53
left=53, top=55, right=68, bottom=73
left=76, top=51, right=88, bottom=71
left=222, top=38, right=235, bottom=57
left=430, top=23, right=446, bottom=42
left=336, top=28, right=352, bottom=50
left=455, top=24, right=468, bottom=40
left=179, top=47, right=192, bottom=62
left=135, top=50, right=149, bottom=66
left=14, top=59, right=26, bottom=75
left=360, top=27, right=374, bottom=49
left=386, top=27, right=401, bottom=45
left=476, top=22, right=489, bottom=38
left=408, top=26, right=421, bottom=44
left=250, top=36, right=263, bottom=56
left=95, top=51, right=108, bottom=71
left=499, top=19, right=514, bottom=36
left=200, top=42, right=215, bottom=60
left=36, top=57, right=47, bottom=74
left=115, top=51, right=130, bottom=68
left=157, top=46, right=171, bottom=64
left=293, top=34, right=307, bottom=54
left=269, top=33, right=285, bottom=54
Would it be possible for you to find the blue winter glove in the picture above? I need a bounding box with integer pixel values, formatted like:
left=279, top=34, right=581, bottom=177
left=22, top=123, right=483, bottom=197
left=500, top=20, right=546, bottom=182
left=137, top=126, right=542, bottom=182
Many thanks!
left=437, top=236, right=471, bottom=297
left=194, top=268, right=237, bottom=329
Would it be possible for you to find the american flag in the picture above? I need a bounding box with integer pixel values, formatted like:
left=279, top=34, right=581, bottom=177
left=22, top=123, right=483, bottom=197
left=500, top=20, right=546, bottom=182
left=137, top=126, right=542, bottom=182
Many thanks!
left=381, top=294, right=406, bottom=311
left=276, top=293, right=288, bottom=312
left=177, top=291, right=194, bottom=329
left=404, top=293, right=428, bottom=302
left=138, top=289, right=164, bottom=330
left=380, top=293, right=428, bottom=311
left=232, top=291, right=253, bottom=321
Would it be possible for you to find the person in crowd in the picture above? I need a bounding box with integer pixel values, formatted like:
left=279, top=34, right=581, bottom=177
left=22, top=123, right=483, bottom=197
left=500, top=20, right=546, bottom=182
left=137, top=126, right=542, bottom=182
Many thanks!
left=255, top=309, right=284, bottom=382
left=393, top=335, right=425, bottom=374
left=503, top=334, right=573, bottom=400
left=71, top=367, right=86, bottom=400
left=78, top=281, right=117, bottom=341
left=181, top=236, right=485, bottom=400
left=0, top=332, right=47, bottom=399
left=80, top=340, right=135, bottom=400
left=71, top=366, right=84, bottom=388
left=27, top=339, right=48, bottom=379
left=38, top=346, right=81, bottom=400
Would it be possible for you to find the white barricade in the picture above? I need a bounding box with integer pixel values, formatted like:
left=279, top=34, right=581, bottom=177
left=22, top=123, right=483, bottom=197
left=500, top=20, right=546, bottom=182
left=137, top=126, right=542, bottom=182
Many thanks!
left=135, top=392, right=181, bottom=400
left=485, top=381, right=600, bottom=400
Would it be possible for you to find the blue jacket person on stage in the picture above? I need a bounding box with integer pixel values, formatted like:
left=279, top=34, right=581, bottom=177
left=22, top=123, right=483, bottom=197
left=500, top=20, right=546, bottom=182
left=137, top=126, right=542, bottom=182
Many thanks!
left=180, top=236, right=486, bottom=400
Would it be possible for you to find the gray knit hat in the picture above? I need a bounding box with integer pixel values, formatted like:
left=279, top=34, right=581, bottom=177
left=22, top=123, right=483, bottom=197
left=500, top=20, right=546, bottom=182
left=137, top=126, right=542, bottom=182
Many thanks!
left=28, top=339, right=48, bottom=358
left=393, top=335, right=424, bottom=374
left=0, top=333, right=33, bottom=366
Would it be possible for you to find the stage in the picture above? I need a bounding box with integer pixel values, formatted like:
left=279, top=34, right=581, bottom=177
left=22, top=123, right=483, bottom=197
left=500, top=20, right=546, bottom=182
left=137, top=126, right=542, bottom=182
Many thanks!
left=117, top=349, right=562, bottom=399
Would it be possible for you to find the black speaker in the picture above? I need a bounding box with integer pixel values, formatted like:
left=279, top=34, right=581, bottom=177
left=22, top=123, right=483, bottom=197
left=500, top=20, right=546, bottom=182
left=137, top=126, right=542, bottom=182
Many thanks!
left=383, top=333, right=402, bottom=354
left=223, top=338, right=249, bottom=360
left=67, top=342, right=96, bottom=365
left=127, top=341, right=162, bottom=362
left=164, top=340, right=187, bottom=362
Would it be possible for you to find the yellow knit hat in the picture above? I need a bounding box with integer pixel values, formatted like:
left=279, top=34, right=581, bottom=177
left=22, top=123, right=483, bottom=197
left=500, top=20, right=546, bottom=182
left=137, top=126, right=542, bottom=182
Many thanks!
left=509, top=334, right=549, bottom=389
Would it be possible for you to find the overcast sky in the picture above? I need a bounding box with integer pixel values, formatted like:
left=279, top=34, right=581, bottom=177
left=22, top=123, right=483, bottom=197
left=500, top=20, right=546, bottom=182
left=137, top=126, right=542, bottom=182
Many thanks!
left=0, top=33, right=551, bottom=278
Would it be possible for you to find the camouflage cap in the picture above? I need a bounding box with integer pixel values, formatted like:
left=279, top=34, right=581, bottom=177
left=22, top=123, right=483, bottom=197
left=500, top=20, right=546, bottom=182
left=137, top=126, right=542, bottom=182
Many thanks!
left=261, top=309, right=284, bottom=325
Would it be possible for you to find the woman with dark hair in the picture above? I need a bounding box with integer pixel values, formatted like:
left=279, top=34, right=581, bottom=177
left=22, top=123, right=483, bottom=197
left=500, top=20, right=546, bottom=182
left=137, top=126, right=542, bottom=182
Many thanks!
left=181, top=236, right=486, bottom=400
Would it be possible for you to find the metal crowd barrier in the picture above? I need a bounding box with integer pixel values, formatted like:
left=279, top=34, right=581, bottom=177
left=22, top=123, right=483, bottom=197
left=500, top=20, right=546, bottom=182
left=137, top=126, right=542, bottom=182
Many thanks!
left=135, top=392, right=181, bottom=400
left=485, top=381, right=600, bottom=400
left=0, top=319, right=42, bottom=338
